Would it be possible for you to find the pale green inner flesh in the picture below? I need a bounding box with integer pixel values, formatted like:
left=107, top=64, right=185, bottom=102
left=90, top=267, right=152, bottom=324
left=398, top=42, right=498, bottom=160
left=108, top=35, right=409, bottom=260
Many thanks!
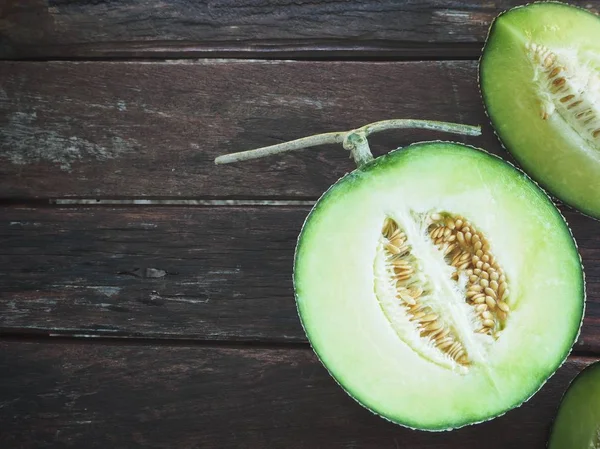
left=480, top=3, right=600, bottom=218
left=549, top=363, right=600, bottom=449
left=295, top=143, right=583, bottom=430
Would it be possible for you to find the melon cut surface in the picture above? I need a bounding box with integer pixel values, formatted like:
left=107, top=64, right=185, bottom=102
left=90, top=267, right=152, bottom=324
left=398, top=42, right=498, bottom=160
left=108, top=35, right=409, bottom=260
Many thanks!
left=549, top=362, right=600, bottom=449
left=294, top=142, right=584, bottom=430
left=480, top=2, right=600, bottom=218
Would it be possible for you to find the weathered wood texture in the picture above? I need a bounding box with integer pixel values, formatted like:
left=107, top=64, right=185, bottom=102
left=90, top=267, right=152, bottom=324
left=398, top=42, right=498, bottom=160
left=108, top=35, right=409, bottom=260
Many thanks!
left=2, top=59, right=506, bottom=199
left=0, top=341, right=594, bottom=448
left=2, top=206, right=599, bottom=352
left=1, top=1, right=597, bottom=59
left=0, top=206, right=303, bottom=342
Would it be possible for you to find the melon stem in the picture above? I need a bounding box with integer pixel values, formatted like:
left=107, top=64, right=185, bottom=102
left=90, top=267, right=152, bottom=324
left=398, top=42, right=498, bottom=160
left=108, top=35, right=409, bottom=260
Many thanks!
left=214, top=119, right=481, bottom=167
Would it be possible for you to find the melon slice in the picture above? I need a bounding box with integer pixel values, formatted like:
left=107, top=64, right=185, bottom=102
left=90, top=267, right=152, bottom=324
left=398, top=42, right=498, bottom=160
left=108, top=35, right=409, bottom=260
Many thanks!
left=295, top=142, right=583, bottom=430
left=549, top=362, right=600, bottom=449
left=216, top=121, right=584, bottom=430
left=480, top=2, right=600, bottom=218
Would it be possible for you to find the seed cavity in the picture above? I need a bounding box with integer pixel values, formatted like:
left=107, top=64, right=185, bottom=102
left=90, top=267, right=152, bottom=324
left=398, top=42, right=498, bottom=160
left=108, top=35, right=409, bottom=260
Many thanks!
left=374, top=213, right=511, bottom=372
left=526, top=42, right=600, bottom=147
left=380, top=218, right=469, bottom=367
left=428, top=213, right=509, bottom=337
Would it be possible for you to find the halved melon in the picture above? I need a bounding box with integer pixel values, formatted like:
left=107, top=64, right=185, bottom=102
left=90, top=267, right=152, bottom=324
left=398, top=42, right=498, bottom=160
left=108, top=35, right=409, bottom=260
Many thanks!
left=294, top=142, right=584, bottom=430
left=549, top=361, right=600, bottom=449
left=480, top=2, right=600, bottom=218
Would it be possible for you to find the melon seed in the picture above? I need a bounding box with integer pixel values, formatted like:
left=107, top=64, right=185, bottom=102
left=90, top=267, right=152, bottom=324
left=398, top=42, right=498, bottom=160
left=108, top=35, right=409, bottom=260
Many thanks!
left=526, top=43, right=600, bottom=143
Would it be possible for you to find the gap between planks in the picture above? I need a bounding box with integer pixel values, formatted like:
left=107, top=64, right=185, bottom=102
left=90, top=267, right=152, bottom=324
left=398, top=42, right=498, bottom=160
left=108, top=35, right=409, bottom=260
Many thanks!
left=5, top=43, right=484, bottom=62
left=0, top=198, right=317, bottom=207
left=52, top=199, right=316, bottom=206
left=0, top=197, right=574, bottom=210
left=0, top=333, right=597, bottom=359
left=0, top=333, right=311, bottom=350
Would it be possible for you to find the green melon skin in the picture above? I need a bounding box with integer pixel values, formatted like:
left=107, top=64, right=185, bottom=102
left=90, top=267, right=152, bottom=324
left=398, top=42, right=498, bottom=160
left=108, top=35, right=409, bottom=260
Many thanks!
left=549, top=362, right=600, bottom=449
left=480, top=2, right=600, bottom=219
left=294, top=142, right=584, bottom=431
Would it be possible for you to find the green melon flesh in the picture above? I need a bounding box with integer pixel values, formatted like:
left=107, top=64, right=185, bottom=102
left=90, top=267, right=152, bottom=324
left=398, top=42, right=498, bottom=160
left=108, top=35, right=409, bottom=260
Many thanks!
left=294, top=142, right=584, bottom=430
left=549, top=362, right=600, bottom=449
left=480, top=2, right=600, bottom=218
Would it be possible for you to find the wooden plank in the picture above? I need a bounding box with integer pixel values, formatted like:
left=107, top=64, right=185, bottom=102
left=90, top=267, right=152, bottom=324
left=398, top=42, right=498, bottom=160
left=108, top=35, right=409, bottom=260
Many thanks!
left=0, top=341, right=594, bottom=448
left=0, top=206, right=306, bottom=342
left=1, top=206, right=599, bottom=353
left=2, top=59, right=503, bottom=199
left=1, top=1, right=597, bottom=59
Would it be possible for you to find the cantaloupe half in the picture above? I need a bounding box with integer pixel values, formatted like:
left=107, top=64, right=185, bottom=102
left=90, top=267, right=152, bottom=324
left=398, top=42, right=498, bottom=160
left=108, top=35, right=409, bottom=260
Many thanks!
left=480, top=2, right=600, bottom=218
left=294, top=142, right=584, bottom=430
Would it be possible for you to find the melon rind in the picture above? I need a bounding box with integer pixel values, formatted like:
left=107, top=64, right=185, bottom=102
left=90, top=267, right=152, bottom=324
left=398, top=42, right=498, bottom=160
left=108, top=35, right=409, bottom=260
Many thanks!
left=548, top=361, right=600, bottom=449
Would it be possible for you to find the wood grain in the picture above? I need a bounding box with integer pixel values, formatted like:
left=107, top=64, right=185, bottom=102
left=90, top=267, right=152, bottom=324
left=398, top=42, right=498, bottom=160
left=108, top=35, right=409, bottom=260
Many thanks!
left=1, top=205, right=599, bottom=353
left=1, top=59, right=508, bottom=199
left=0, top=206, right=305, bottom=342
left=0, top=341, right=593, bottom=448
left=1, top=1, right=597, bottom=59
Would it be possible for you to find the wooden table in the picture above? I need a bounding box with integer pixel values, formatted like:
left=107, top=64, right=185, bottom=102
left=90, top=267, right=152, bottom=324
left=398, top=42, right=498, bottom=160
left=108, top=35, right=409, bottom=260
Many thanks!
left=2, top=1, right=600, bottom=447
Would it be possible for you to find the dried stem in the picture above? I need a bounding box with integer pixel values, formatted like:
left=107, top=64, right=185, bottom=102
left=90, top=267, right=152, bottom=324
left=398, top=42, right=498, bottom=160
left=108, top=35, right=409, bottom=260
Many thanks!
left=214, top=119, right=481, bottom=167
left=215, top=132, right=346, bottom=165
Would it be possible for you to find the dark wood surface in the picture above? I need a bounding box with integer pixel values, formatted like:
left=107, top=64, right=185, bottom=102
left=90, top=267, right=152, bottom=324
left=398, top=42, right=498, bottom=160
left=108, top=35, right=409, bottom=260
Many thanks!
left=0, top=1, right=596, bottom=59
left=0, top=206, right=304, bottom=342
left=0, top=342, right=593, bottom=448
left=0, top=60, right=493, bottom=199
left=2, top=1, right=600, bottom=448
